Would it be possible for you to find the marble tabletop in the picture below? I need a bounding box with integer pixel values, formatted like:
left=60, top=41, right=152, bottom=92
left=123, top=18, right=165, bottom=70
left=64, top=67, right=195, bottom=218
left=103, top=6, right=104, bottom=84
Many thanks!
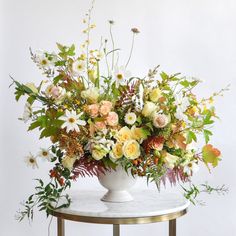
left=55, top=190, right=189, bottom=218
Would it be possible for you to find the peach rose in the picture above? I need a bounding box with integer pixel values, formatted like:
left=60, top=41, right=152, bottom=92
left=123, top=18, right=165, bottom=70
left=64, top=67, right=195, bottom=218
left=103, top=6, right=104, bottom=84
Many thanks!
left=99, top=100, right=113, bottom=116
left=94, top=121, right=106, bottom=131
left=87, top=104, right=99, bottom=118
left=106, top=112, right=119, bottom=126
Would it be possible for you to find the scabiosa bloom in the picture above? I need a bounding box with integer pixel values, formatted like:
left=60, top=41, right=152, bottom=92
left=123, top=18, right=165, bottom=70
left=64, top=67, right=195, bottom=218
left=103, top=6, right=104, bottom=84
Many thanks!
left=152, top=113, right=169, bottom=128
left=61, top=110, right=86, bottom=133
left=124, top=112, right=137, bottom=125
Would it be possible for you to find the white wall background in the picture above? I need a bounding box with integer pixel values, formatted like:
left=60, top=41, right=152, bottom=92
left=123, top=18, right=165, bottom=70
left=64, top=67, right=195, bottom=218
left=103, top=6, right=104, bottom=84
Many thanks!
left=1, top=0, right=236, bottom=235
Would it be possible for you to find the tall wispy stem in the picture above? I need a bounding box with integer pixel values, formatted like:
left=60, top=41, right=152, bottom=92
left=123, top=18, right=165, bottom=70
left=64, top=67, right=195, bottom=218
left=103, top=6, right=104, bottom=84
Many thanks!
left=85, top=0, right=95, bottom=80
left=109, top=21, right=115, bottom=70
left=125, top=28, right=139, bottom=68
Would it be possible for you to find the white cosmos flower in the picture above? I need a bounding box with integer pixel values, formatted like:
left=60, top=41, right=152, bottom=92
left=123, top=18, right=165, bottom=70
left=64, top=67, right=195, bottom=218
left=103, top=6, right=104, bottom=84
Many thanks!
left=61, top=110, right=86, bottom=133
left=25, top=153, right=38, bottom=169
left=174, top=107, right=188, bottom=121
left=183, top=161, right=199, bottom=176
left=22, top=102, right=32, bottom=123
left=35, top=50, right=56, bottom=69
left=113, top=66, right=131, bottom=87
left=124, top=112, right=137, bottom=125
left=174, top=93, right=190, bottom=112
left=72, top=60, right=86, bottom=76
left=38, top=148, right=53, bottom=162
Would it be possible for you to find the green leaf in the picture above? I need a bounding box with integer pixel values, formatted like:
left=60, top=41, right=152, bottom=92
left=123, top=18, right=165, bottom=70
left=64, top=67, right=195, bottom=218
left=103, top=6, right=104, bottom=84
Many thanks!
left=40, top=127, right=58, bottom=139
left=28, top=121, right=41, bottom=131
left=53, top=74, right=64, bottom=84
left=186, top=131, right=197, bottom=144
left=203, top=129, right=212, bottom=144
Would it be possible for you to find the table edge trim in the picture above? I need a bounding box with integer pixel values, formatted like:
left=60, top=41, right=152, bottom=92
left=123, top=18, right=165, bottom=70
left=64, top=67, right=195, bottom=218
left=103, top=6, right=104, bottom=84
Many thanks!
left=52, top=208, right=188, bottom=224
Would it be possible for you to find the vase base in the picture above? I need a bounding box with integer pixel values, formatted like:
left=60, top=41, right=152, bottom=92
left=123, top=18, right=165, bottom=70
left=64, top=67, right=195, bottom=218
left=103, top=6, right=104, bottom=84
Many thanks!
left=101, top=190, right=134, bottom=203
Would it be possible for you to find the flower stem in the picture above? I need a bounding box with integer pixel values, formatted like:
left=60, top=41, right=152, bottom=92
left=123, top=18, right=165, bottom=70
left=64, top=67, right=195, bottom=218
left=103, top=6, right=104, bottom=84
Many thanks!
left=125, top=33, right=135, bottom=68
left=109, top=24, right=115, bottom=70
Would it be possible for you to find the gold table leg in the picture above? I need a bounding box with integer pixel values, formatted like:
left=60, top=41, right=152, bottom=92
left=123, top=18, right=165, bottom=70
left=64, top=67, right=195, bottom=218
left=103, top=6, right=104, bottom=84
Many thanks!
left=113, top=224, right=120, bottom=236
left=57, top=217, right=65, bottom=236
left=169, top=219, right=176, bottom=236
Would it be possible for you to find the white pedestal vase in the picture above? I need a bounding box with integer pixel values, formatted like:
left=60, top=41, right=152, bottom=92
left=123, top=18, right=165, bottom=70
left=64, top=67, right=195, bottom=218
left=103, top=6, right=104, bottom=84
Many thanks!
left=98, top=165, right=137, bottom=203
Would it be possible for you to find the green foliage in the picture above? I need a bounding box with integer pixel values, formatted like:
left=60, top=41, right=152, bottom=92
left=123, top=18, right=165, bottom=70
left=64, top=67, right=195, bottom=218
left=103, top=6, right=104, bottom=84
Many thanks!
left=16, top=179, right=71, bottom=222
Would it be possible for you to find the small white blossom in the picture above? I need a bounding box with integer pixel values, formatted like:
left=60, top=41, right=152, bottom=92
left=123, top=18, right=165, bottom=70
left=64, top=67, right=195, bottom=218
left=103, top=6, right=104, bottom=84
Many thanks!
left=25, top=153, right=38, bottom=169
left=37, top=148, right=53, bottom=162
left=183, top=161, right=199, bottom=176
left=113, top=66, right=131, bottom=87
left=22, top=102, right=32, bottom=123
left=72, top=60, right=86, bottom=76
left=61, top=110, right=86, bottom=133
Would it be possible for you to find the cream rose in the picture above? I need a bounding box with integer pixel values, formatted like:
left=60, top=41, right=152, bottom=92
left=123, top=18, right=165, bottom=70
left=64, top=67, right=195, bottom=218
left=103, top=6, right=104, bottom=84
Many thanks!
left=92, top=148, right=107, bottom=160
left=152, top=113, right=169, bottom=128
left=142, top=101, right=156, bottom=117
left=110, top=142, right=123, bottom=160
left=81, top=87, right=99, bottom=103
left=62, top=156, right=77, bottom=170
left=116, top=126, right=132, bottom=142
left=149, top=88, right=162, bottom=102
left=164, top=153, right=179, bottom=169
left=122, top=139, right=140, bottom=160
left=131, top=126, right=147, bottom=142
left=106, top=112, right=119, bottom=126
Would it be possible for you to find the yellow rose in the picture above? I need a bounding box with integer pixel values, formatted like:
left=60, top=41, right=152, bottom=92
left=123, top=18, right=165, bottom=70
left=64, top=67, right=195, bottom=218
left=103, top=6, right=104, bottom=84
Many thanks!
left=149, top=88, right=162, bottom=102
left=142, top=101, right=156, bottom=117
left=110, top=142, right=123, bottom=159
left=131, top=126, right=147, bottom=141
left=25, top=83, right=38, bottom=94
left=62, top=156, right=77, bottom=170
left=116, top=126, right=132, bottom=142
left=92, top=148, right=107, bottom=160
left=122, top=139, right=140, bottom=160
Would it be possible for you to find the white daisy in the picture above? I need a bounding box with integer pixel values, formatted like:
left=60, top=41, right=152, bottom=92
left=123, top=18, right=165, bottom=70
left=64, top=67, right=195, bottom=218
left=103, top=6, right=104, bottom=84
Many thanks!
left=113, top=66, right=131, bottom=87
left=124, top=112, right=137, bottom=125
left=25, top=153, right=38, bottom=169
left=61, top=110, right=86, bottom=133
left=72, top=60, right=86, bottom=76
left=37, top=148, right=53, bottom=162
left=183, top=161, right=199, bottom=176
left=22, top=102, right=32, bottom=123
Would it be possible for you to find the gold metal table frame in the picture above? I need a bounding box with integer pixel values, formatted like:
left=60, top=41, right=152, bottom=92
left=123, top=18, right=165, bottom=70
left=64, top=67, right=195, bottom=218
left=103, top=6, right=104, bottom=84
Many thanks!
left=52, top=208, right=187, bottom=236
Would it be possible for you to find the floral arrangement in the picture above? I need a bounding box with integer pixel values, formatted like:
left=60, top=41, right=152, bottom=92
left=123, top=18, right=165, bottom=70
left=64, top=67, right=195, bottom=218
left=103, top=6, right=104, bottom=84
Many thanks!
left=12, top=3, right=228, bottom=221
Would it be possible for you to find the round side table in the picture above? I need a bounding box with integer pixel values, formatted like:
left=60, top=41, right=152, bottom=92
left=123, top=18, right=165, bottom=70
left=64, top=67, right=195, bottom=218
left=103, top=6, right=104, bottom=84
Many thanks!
left=52, top=190, right=189, bottom=236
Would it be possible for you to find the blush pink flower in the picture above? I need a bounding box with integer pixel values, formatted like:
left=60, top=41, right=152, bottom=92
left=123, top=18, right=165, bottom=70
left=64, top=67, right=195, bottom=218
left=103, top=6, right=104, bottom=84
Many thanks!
left=99, top=100, right=113, bottom=116
left=94, top=121, right=106, bottom=131
left=106, top=112, right=119, bottom=126
left=51, top=86, right=60, bottom=98
left=87, top=104, right=99, bottom=118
